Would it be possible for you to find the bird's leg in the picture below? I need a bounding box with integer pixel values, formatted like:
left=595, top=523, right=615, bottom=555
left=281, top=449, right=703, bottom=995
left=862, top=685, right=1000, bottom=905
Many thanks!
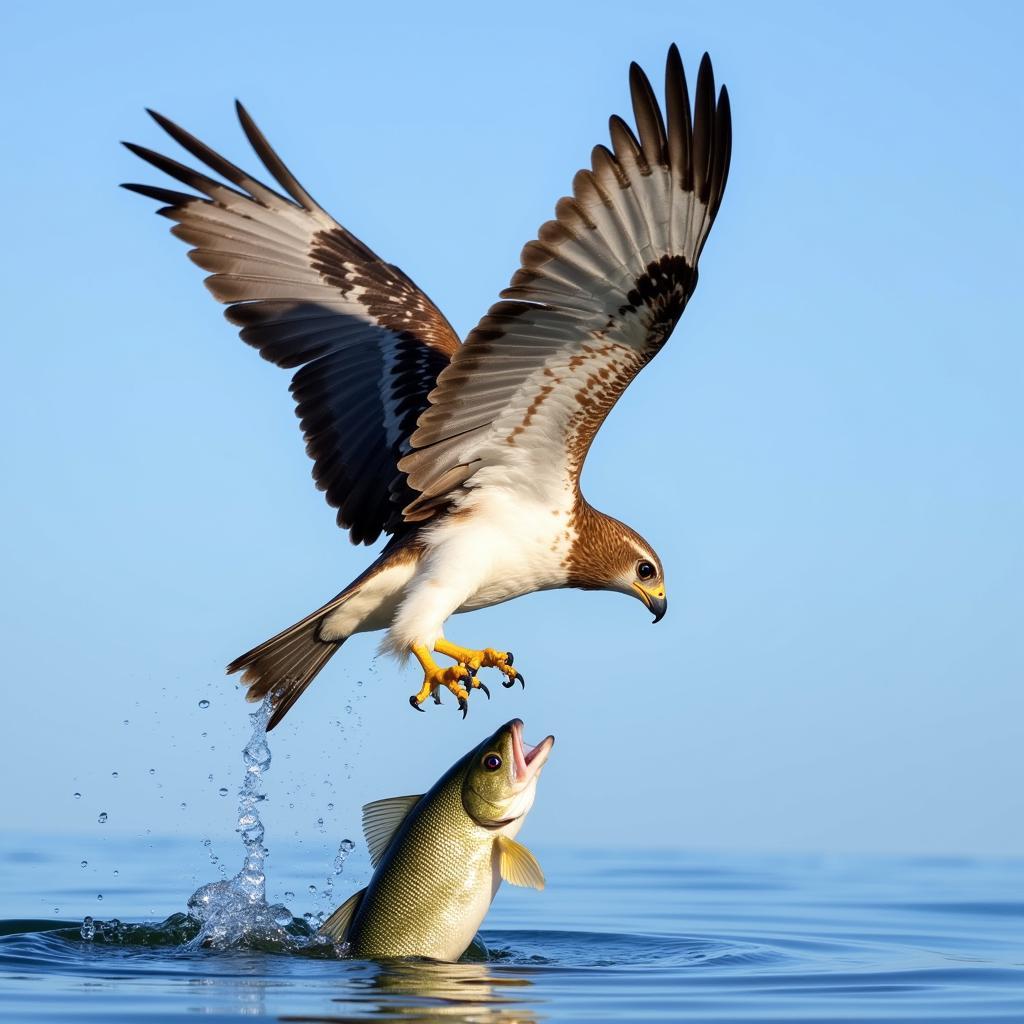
left=409, top=643, right=476, bottom=718
left=434, top=639, right=525, bottom=690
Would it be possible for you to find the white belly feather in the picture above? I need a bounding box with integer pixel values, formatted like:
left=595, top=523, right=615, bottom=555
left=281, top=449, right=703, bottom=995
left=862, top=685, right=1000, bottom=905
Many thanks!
left=319, top=482, right=575, bottom=655
left=383, top=488, right=574, bottom=654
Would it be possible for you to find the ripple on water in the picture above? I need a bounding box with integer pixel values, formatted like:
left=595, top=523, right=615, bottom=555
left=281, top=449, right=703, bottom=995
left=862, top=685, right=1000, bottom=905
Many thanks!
left=484, top=928, right=786, bottom=970
left=4, top=715, right=1024, bottom=1022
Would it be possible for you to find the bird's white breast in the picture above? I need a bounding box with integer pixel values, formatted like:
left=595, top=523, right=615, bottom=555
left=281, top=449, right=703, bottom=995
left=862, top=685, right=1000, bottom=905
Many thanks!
left=443, top=488, right=575, bottom=611
left=382, top=483, right=577, bottom=654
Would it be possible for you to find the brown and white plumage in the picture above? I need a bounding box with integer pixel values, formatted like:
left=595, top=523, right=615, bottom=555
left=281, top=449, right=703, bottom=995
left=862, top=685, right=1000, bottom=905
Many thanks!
left=124, top=45, right=731, bottom=727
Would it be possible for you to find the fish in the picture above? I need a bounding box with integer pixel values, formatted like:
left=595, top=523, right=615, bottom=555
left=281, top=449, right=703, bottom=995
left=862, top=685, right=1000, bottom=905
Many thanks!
left=319, top=718, right=554, bottom=961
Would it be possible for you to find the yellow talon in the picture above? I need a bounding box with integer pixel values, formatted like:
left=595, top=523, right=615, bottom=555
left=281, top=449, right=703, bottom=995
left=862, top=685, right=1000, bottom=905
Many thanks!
left=410, top=643, right=473, bottom=712
left=434, top=639, right=523, bottom=688
left=410, top=639, right=524, bottom=715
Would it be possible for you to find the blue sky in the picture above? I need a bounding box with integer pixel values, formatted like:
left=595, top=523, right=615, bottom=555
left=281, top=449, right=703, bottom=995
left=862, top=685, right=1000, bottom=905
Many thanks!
left=2, top=0, right=1021, bottom=858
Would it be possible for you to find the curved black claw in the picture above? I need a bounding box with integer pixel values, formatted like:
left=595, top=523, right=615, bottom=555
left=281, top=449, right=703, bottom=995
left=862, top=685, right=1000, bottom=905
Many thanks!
left=433, top=689, right=443, bottom=705
left=506, top=651, right=514, bottom=667
left=409, top=695, right=425, bottom=712
left=458, top=696, right=469, bottom=719
left=502, top=670, right=525, bottom=689
left=477, top=681, right=491, bottom=700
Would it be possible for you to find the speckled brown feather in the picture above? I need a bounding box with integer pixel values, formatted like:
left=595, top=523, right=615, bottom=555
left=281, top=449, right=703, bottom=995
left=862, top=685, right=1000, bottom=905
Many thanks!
left=400, top=45, right=731, bottom=520
left=123, top=105, right=460, bottom=545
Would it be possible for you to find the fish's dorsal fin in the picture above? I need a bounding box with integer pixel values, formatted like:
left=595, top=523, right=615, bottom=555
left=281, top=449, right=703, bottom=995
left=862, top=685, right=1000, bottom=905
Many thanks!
left=362, top=794, right=422, bottom=867
left=318, top=887, right=365, bottom=942
left=496, top=836, right=545, bottom=891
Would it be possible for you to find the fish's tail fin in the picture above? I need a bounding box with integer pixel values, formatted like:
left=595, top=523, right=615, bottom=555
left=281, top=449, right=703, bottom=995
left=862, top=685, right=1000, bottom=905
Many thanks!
left=227, top=594, right=350, bottom=731
left=319, top=887, right=365, bottom=943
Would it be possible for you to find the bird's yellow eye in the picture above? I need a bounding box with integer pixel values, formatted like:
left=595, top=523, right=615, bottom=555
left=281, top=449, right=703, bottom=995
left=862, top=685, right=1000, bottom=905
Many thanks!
left=637, top=560, right=656, bottom=581
left=482, top=753, right=502, bottom=771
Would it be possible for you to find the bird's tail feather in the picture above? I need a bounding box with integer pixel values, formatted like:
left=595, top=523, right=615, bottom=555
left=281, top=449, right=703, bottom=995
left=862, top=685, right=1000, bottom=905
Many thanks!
left=227, top=593, right=351, bottom=731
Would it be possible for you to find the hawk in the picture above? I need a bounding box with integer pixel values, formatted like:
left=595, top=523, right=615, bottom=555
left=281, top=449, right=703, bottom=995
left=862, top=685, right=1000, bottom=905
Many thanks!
left=124, top=44, right=731, bottom=729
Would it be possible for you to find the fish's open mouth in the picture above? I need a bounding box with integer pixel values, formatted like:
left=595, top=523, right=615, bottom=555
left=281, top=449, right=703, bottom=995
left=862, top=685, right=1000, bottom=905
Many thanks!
left=510, top=718, right=554, bottom=782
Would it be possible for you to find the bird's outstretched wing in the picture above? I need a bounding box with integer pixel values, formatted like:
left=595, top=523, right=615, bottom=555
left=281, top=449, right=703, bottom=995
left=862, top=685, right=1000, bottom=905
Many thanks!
left=124, top=104, right=461, bottom=545
left=400, top=46, right=730, bottom=518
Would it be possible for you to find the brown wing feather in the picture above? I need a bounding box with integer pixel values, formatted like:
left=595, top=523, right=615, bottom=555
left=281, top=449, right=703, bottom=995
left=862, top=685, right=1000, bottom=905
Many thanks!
left=400, top=45, right=731, bottom=518
left=124, top=105, right=460, bottom=544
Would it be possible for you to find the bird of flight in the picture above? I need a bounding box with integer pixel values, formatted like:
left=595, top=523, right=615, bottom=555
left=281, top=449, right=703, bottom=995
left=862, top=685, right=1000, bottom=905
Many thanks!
left=124, top=44, right=731, bottom=729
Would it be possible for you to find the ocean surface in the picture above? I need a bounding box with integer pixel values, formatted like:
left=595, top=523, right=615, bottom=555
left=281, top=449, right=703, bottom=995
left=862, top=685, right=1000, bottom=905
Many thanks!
left=2, top=831, right=1022, bottom=1023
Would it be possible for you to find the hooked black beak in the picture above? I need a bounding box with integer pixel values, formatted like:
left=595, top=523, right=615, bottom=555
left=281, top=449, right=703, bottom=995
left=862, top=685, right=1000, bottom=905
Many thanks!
left=633, top=583, right=667, bottom=623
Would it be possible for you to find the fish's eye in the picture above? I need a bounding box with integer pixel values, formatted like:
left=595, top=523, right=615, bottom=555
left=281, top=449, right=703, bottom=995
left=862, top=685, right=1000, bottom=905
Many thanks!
left=637, top=559, right=656, bottom=581
left=482, top=753, right=502, bottom=772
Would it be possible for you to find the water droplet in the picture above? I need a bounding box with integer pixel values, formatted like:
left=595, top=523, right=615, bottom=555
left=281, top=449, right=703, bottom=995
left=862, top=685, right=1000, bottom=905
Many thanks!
left=148, top=768, right=155, bottom=775
left=180, top=802, right=187, bottom=810
left=73, top=792, right=81, bottom=800
left=345, top=704, right=353, bottom=714
left=80, top=860, right=87, bottom=868
left=198, top=699, right=210, bottom=709
left=97, top=812, right=108, bottom=824
left=111, top=771, right=118, bottom=779
left=80, top=916, right=95, bottom=940
left=332, top=838, right=356, bottom=877
left=218, top=787, right=229, bottom=797
left=284, top=891, right=295, bottom=900
left=96, top=894, right=103, bottom=901
left=327, top=802, right=334, bottom=811
left=113, top=869, right=119, bottom=877
left=308, top=884, right=317, bottom=894
left=122, top=719, right=129, bottom=725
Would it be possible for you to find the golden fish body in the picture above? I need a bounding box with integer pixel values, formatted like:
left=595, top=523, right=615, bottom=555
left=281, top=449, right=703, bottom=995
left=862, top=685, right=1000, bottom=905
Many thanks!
left=320, top=718, right=553, bottom=961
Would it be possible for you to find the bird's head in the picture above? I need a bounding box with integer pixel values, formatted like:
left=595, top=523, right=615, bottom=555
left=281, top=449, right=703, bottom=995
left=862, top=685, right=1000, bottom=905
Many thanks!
left=618, top=534, right=667, bottom=624
left=567, top=505, right=667, bottom=623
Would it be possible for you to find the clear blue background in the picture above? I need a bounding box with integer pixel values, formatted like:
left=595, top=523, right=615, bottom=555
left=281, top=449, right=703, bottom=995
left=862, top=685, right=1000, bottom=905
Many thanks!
left=2, top=0, right=1021, bottom=858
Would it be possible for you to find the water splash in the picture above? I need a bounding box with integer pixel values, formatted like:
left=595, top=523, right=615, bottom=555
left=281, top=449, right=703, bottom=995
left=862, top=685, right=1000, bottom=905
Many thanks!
left=78, top=693, right=354, bottom=953
left=318, top=838, right=357, bottom=921
left=182, top=697, right=310, bottom=949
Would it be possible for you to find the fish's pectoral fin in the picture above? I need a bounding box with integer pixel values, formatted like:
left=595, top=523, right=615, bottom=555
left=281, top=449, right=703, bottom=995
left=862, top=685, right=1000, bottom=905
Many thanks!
left=362, top=795, right=423, bottom=867
left=318, top=887, right=366, bottom=943
left=496, top=835, right=545, bottom=891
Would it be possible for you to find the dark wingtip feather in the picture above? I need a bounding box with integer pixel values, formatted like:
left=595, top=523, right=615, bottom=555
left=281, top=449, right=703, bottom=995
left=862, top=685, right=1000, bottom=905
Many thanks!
left=120, top=181, right=197, bottom=206
left=692, top=52, right=717, bottom=202
left=608, top=113, right=647, bottom=172
left=234, top=101, right=322, bottom=213
left=145, top=107, right=171, bottom=129
left=712, top=85, right=732, bottom=213
left=122, top=139, right=245, bottom=200
left=664, top=42, right=692, bottom=189
left=629, top=59, right=667, bottom=167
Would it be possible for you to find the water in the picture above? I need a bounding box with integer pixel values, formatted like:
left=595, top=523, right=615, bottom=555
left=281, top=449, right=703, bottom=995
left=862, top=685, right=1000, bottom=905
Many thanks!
left=2, top=836, right=1022, bottom=1023
left=3, top=699, right=1022, bottom=1021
